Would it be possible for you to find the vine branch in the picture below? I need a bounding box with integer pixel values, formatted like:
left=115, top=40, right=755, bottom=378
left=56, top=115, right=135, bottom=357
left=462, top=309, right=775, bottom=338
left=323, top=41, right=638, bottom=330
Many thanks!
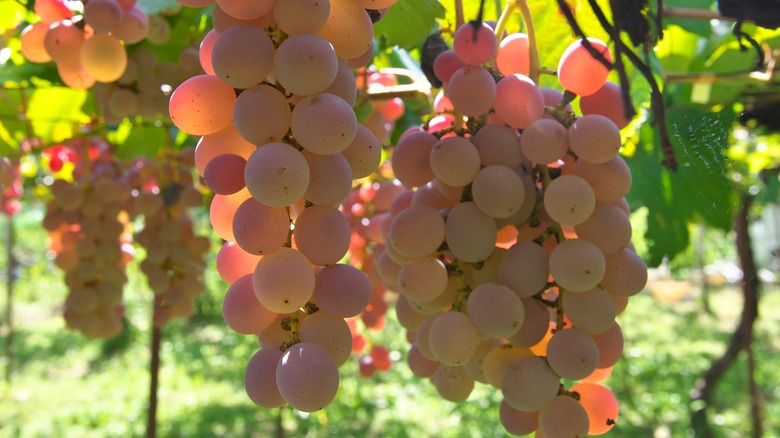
left=557, top=0, right=678, bottom=171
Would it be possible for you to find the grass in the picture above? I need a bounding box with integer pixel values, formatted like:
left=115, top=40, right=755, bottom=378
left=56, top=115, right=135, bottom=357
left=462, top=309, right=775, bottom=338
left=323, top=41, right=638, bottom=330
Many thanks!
left=0, top=204, right=778, bottom=437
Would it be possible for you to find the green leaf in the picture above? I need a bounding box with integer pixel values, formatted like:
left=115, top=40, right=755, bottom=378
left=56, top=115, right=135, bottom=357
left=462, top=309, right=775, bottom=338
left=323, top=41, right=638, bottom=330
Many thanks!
left=441, top=0, right=506, bottom=31
left=663, top=0, right=714, bottom=37
left=626, top=107, right=737, bottom=265
left=26, top=87, right=90, bottom=143
left=109, top=120, right=168, bottom=160
left=374, top=0, right=445, bottom=50
left=141, top=6, right=213, bottom=64
left=0, top=0, right=27, bottom=31
left=756, top=169, right=779, bottom=205
left=655, top=25, right=701, bottom=72
left=137, top=0, right=181, bottom=15
left=0, top=88, right=25, bottom=153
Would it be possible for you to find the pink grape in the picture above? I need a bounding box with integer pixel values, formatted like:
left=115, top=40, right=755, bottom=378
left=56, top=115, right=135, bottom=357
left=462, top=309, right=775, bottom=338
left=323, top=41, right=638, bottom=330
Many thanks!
left=216, top=0, right=273, bottom=20
left=244, top=142, right=309, bottom=208
left=340, top=125, right=381, bottom=179
left=293, top=206, right=351, bottom=266
left=494, top=74, right=544, bottom=129
left=209, top=188, right=251, bottom=243
left=112, top=7, right=150, bottom=44
left=203, top=154, right=247, bottom=195
left=20, top=23, right=52, bottom=63
left=558, top=38, right=612, bottom=96
left=316, top=0, right=373, bottom=59
left=568, top=114, right=622, bottom=164
left=302, top=151, right=352, bottom=206
left=311, top=264, right=371, bottom=318
left=388, top=204, right=445, bottom=259
left=276, top=342, right=339, bottom=412
left=453, top=22, right=497, bottom=66
left=35, top=0, right=74, bottom=24
left=299, top=311, right=353, bottom=365
left=84, top=0, right=124, bottom=34
left=472, top=124, right=524, bottom=168
left=198, top=29, right=218, bottom=75
left=520, top=119, right=569, bottom=165
left=274, top=34, right=338, bottom=96
left=580, top=81, right=631, bottom=129
left=273, top=0, right=330, bottom=34
left=169, top=75, right=236, bottom=135
left=253, top=247, right=315, bottom=314
left=44, top=20, right=84, bottom=64
left=233, top=84, right=291, bottom=145
left=569, top=383, right=619, bottom=435
left=391, top=131, right=438, bottom=188
left=429, top=136, right=481, bottom=187
left=496, top=33, right=530, bottom=76
left=212, top=4, right=272, bottom=32
left=291, top=93, right=357, bottom=155
left=212, top=25, right=274, bottom=89
left=432, top=49, right=466, bottom=84
left=323, top=59, right=358, bottom=106
left=446, top=66, right=496, bottom=117
left=445, top=202, right=497, bottom=263
left=232, top=198, right=290, bottom=256
left=244, top=347, right=285, bottom=408
left=223, top=274, right=277, bottom=335
left=195, top=123, right=257, bottom=175
left=216, top=241, right=262, bottom=284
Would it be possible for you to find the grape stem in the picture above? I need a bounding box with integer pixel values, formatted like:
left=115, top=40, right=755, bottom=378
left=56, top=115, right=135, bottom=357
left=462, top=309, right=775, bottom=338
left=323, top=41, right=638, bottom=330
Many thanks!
left=493, top=1, right=541, bottom=83
left=537, top=164, right=567, bottom=332
left=450, top=261, right=472, bottom=312
left=492, top=2, right=514, bottom=43
left=553, top=288, right=565, bottom=333
left=281, top=312, right=300, bottom=351
left=284, top=207, right=293, bottom=248
left=537, top=165, right=565, bottom=244
left=516, top=0, right=541, bottom=84
left=362, top=68, right=431, bottom=102
left=455, top=0, right=465, bottom=29
left=559, top=385, right=581, bottom=400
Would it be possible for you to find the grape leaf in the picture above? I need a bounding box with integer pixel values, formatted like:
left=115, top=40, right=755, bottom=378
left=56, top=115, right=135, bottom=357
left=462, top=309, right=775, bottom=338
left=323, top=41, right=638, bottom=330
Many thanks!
left=109, top=119, right=168, bottom=160
left=626, top=106, right=737, bottom=266
left=137, top=0, right=181, bottom=15
left=374, top=0, right=445, bottom=50
left=655, top=25, right=701, bottom=73
left=663, top=0, right=714, bottom=37
left=0, top=88, right=25, bottom=154
left=0, top=1, right=26, bottom=31
left=26, top=87, right=90, bottom=143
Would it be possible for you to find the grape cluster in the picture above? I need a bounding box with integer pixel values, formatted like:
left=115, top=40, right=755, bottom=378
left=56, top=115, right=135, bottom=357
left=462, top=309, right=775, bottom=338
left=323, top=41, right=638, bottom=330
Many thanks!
left=42, top=141, right=134, bottom=339
left=21, top=0, right=153, bottom=88
left=93, top=46, right=202, bottom=122
left=0, top=157, right=22, bottom=216
left=173, top=0, right=396, bottom=412
left=341, top=180, right=411, bottom=376
left=357, top=68, right=407, bottom=143
left=131, top=151, right=209, bottom=325
left=378, top=25, right=646, bottom=437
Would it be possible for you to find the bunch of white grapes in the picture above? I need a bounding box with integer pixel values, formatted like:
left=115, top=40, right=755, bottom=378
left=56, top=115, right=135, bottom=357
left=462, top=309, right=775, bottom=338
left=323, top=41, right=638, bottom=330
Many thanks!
left=172, top=0, right=397, bottom=412
left=43, top=142, right=135, bottom=339
left=380, top=22, right=647, bottom=437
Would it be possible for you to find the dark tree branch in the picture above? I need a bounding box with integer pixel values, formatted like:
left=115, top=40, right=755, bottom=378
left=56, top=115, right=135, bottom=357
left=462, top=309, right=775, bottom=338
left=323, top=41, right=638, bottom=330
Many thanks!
left=4, top=215, right=16, bottom=384
left=588, top=0, right=637, bottom=122
left=690, top=194, right=762, bottom=437
left=579, top=0, right=678, bottom=170
left=147, top=321, right=162, bottom=438
left=733, top=21, right=766, bottom=70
